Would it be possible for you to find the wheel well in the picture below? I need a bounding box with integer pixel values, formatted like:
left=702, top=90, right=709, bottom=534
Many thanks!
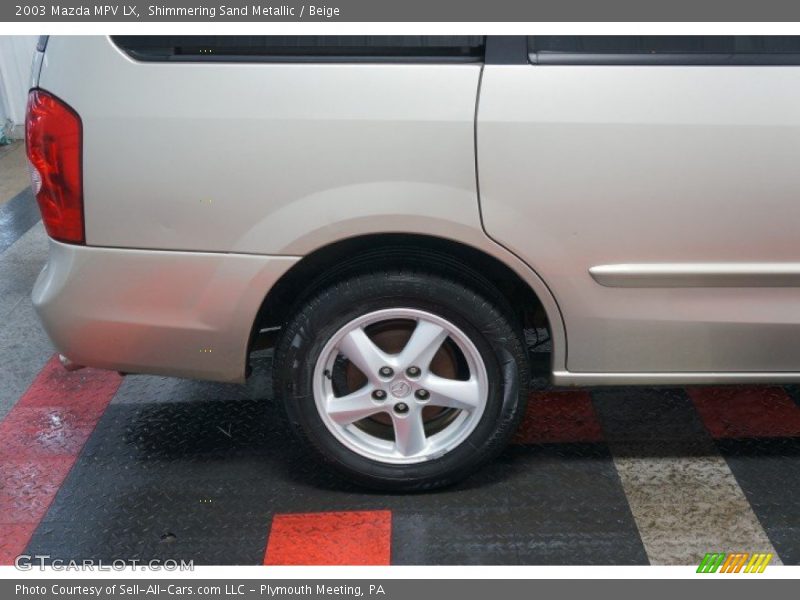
left=250, top=234, right=550, bottom=351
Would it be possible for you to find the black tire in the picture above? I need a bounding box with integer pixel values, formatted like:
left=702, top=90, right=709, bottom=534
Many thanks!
left=273, top=270, right=529, bottom=491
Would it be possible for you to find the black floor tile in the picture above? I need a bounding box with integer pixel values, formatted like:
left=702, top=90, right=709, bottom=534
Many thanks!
left=591, top=387, right=709, bottom=443
left=515, top=530, right=648, bottom=565
left=391, top=508, right=519, bottom=565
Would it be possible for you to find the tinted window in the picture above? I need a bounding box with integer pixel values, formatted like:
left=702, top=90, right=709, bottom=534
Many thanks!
left=528, top=36, right=800, bottom=64
left=112, top=36, right=485, bottom=62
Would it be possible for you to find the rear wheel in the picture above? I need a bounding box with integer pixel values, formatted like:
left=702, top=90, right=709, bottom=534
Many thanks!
left=274, top=270, right=529, bottom=491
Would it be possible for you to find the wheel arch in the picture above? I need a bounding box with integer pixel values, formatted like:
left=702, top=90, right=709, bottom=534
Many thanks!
left=248, top=233, right=566, bottom=375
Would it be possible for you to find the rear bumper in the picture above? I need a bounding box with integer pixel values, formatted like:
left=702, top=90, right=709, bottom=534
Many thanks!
left=32, top=240, right=299, bottom=382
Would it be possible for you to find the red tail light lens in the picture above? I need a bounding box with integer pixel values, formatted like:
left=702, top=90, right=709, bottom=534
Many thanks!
left=25, top=89, right=84, bottom=244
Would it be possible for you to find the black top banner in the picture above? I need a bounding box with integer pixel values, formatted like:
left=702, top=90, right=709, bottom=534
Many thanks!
left=5, top=0, right=800, bottom=22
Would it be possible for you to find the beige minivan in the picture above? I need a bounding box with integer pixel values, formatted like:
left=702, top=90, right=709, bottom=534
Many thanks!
left=28, top=35, right=800, bottom=489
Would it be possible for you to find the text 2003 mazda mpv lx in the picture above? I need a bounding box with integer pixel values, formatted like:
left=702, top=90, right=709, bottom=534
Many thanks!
left=27, top=35, right=800, bottom=489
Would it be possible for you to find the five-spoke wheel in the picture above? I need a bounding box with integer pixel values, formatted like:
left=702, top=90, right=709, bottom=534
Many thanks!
left=274, top=270, right=529, bottom=490
left=314, top=308, right=488, bottom=463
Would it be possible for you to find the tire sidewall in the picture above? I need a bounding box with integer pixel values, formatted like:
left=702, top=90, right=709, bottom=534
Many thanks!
left=276, top=272, right=527, bottom=489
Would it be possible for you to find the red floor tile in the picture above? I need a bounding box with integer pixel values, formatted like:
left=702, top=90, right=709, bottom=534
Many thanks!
left=0, top=407, right=99, bottom=458
left=0, top=355, right=122, bottom=565
left=14, top=355, right=120, bottom=416
left=0, top=523, right=37, bottom=566
left=264, top=510, right=392, bottom=566
left=0, top=457, right=74, bottom=523
left=512, top=390, right=604, bottom=444
left=688, top=385, right=800, bottom=439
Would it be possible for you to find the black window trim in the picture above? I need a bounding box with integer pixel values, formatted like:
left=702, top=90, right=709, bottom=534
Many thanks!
left=112, top=36, right=486, bottom=64
left=530, top=51, right=800, bottom=66
left=111, top=36, right=800, bottom=67
left=527, top=36, right=800, bottom=66
left=484, top=36, right=528, bottom=65
left=121, top=50, right=484, bottom=64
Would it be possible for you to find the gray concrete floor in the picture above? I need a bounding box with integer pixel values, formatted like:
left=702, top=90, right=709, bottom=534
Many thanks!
left=0, top=222, right=52, bottom=421
left=0, top=141, right=30, bottom=205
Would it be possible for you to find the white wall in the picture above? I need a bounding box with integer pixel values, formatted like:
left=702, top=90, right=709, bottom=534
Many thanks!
left=0, top=36, right=39, bottom=138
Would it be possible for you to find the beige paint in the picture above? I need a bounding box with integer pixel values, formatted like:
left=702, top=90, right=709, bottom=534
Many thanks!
left=33, top=37, right=566, bottom=381
left=479, top=63, right=800, bottom=378
left=33, top=37, right=800, bottom=384
left=33, top=239, right=299, bottom=382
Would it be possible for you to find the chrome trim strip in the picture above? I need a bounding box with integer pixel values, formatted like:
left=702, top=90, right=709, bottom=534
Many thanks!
left=589, top=263, right=800, bottom=288
left=553, top=370, right=800, bottom=386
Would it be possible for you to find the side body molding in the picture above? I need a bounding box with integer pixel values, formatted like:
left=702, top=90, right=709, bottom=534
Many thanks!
left=590, top=264, right=800, bottom=288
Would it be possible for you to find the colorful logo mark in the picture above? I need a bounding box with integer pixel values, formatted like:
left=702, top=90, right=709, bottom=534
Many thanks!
left=697, top=552, right=773, bottom=573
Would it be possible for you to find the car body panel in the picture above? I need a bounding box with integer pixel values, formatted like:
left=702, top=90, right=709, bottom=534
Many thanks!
left=478, top=63, right=800, bottom=376
left=32, top=37, right=567, bottom=381
left=32, top=37, right=800, bottom=384
left=39, top=36, right=485, bottom=256
left=32, top=239, right=299, bottom=382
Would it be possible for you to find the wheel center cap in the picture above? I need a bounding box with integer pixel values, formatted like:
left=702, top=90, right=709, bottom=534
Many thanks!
left=390, top=380, right=411, bottom=398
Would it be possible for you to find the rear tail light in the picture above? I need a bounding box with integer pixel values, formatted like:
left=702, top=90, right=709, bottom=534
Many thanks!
left=25, top=89, right=84, bottom=244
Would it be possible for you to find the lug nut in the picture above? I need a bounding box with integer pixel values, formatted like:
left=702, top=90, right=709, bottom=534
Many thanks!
left=394, top=402, right=409, bottom=414
left=372, top=389, right=387, bottom=401
left=415, top=389, right=430, bottom=401
left=406, top=366, right=421, bottom=378
left=379, top=366, right=394, bottom=378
